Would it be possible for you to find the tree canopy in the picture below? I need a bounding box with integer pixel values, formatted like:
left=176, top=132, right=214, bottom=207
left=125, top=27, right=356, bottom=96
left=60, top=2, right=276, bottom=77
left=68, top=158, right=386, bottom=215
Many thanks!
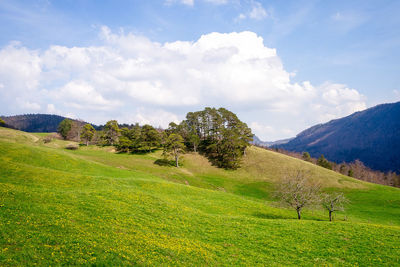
left=163, top=133, right=185, bottom=167
left=102, top=120, right=120, bottom=145
left=57, top=119, right=72, bottom=140
left=81, top=124, right=96, bottom=146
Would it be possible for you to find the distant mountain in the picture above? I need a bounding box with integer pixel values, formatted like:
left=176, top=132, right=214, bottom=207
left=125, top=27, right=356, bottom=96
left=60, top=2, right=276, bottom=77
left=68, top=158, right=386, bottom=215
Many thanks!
left=0, top=114, right=80, bottom=132
left=278, top=102, right=400, bottom=173
left=252, top=135, right=293, bottom=147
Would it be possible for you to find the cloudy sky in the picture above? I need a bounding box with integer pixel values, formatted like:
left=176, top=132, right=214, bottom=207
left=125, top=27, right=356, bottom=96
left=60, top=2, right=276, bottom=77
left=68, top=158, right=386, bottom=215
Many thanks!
left=0, top=0, right=399, bottom=141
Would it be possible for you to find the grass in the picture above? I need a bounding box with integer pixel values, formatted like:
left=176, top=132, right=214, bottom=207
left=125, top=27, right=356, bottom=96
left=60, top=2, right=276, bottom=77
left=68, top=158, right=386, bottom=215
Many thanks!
left=0, top=127, right=399, bottom=265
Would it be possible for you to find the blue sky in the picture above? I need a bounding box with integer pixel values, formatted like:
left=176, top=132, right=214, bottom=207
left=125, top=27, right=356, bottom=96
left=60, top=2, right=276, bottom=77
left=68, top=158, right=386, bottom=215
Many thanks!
left=0, top=0, right=399, bottom=140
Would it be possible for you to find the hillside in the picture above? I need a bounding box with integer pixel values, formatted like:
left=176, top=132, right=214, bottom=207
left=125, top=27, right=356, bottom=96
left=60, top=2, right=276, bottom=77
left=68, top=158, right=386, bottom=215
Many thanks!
left=0, top=114, right=71, bottom=132
left=0, top=127, right=399, bottom=265
left=278, top=101, right=400, bottom=173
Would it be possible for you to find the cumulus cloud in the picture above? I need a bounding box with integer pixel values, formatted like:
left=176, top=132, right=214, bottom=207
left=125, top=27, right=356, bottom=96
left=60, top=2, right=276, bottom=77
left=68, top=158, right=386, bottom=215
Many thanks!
left=0, top=28, right=367, bottom=140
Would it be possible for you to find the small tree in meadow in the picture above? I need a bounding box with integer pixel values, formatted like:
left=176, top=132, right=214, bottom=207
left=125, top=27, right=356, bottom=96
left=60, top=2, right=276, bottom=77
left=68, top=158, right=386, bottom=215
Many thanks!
left=275, top=170, right=321, bottom=220
left=0, top=118, right=5, bottom=126
left=317, top=155, right=332, bottom=170
left=321, top=192, right=349, bottom=221
left=58, top=119, right=72, bottom=140
left=80, top=124, right=96, bottom=146
left=163, top=133, right=185, bottom=167
left=302, top=152, right=311, bottom=162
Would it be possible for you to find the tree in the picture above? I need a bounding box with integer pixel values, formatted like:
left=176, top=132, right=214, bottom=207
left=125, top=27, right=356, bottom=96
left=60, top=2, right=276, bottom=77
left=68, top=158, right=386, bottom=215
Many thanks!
left=0, top=118, right=5, bottom=126
left=57, top=119, right=72, bottom=140
left=302, top=152, right=311, bottom=162
left=321, top=193, right=349, bottom=221
left=80, top=124, right=96, bottom=146
left=317, top=155, right=332, bottom=170
left=141, top=124, right=160, bottom=152
left=103, top=120, right=120, bottom=145
left=163, top=133, right=185, bottom=167
left=275, top=170, right=321, bottom=220
left=180, top=107, right=253, bottom=169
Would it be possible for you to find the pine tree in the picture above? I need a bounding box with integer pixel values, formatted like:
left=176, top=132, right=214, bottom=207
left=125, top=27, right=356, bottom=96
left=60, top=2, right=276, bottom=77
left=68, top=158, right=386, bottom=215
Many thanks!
left=103, top=120, right=120, bottom=145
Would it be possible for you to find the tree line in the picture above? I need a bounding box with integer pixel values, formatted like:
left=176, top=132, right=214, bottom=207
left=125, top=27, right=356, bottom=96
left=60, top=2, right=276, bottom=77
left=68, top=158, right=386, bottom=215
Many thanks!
left=263, top=147, right=400, bottom=188
left=56, top=107, right=253, bottom=169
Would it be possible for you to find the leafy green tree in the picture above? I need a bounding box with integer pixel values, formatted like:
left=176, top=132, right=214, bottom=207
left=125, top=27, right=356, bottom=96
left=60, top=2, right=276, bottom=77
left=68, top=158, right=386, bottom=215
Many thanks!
left=57, top=119, right=72, bottom=140
left=302, top=152, right=311, bottom=162
left=141, top=124, right=160, bottom=152
left=180, top=107, right=253, bottom=169
left=317, top=155, right=332, bottom=170
left=163, top=133, right=185, bottom=167
left=321, top=193, right=349, bottom=221
left=0, top=118, right=5, bottom=126
left=348, top=169, right=354, bottom=177
left=188, top=132, right=200, bottom=152
left=80, top=124, right=96, bottom=146
left=103, top=120, right=120, bottom=146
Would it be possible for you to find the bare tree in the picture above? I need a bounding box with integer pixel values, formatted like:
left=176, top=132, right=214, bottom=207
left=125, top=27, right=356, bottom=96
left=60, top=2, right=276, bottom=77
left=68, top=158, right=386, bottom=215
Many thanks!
left=275, top=170, right=321, bottom=220
left=321, top=193, right=349, bottom=221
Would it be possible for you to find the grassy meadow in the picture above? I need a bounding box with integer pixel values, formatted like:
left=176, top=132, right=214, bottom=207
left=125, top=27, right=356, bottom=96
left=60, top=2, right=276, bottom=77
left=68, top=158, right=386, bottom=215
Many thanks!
left=0, top=127, right=399, bottom=265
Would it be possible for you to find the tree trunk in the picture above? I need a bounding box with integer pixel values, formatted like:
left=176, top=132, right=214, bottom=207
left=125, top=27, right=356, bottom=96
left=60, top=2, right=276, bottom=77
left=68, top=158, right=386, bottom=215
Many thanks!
left=193, top=144, right=197, bottom=153
left=86, top=140, right=89, bottom=146
left=297, top=208, right=301, bottom=220
left=329, top=210, right=333, bottom=222
left=175, top=154, right=179, bottom=167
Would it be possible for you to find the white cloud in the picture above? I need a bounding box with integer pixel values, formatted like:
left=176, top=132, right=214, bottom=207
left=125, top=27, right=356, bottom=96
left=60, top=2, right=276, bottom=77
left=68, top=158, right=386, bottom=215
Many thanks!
left=46, top=103, right=57, bottom=113
left=204, top=0, right=228, bottom=4
left=52, top=81, right=122, bottom=110
left=17, top=98, right=41, bottom=110
left=237, top=1, right=268, bottom=21
left=166, top=0, right=228, bottom=6
left=0, top=28, right=367, bottom=140
left=249, top=2, right=267, bottom=20
left=165, top=0, right=194, bottom=6
left=393, top=89, right=400, bottom=101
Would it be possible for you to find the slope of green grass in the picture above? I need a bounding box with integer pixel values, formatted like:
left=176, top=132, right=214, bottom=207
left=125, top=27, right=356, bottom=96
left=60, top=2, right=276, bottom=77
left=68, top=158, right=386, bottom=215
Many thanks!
left=0, top=127, right=399, bottom=265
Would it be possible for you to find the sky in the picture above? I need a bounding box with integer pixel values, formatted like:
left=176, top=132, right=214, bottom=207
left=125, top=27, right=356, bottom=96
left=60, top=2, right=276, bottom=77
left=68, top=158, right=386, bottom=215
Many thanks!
left=0, top=0, right=399, bottom=141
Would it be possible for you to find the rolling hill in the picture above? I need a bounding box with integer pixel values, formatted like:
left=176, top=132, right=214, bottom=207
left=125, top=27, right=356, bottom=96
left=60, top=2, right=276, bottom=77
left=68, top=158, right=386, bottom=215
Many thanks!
left=278, top=101, right=400, bottom=173
left=0, top=126, right=399, bottom=265
left=0, top=114, right=71, bottom=132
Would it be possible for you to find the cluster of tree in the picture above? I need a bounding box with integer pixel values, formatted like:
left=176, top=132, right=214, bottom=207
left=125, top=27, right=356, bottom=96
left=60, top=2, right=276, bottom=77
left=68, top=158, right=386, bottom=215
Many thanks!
left=0, top=118, right=5, bottom=126
left=58, top=119, right=96, bottom=145
left=116, top=107, right=253, bottom=169
left=57, top=107, right=253, bottom=169
left=176, top=107, right=253, bottom=169
left=265, top=146, right=400, bottom=188
left=116, top=123, right=162, bottom=152
left=275, top=170, right=349, bottom=221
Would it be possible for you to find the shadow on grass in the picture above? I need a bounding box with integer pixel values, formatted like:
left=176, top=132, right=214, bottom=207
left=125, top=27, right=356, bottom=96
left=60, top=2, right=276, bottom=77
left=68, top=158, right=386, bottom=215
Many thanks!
left=154, top=159, right=176, bottom=167
left=253, top=212, right=326, bottom=221
left=252, top=212, right=291, bottom=220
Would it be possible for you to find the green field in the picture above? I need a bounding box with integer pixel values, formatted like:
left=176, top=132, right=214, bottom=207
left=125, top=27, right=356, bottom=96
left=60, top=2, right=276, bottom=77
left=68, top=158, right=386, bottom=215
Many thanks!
left=0, top=127, right=399, bottom=265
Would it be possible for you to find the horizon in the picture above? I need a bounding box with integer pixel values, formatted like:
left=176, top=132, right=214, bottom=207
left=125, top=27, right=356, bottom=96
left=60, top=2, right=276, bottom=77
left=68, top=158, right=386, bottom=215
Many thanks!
left=1, top=0, right=399, bottom=140
left=2, top=99, right=400, bottom=142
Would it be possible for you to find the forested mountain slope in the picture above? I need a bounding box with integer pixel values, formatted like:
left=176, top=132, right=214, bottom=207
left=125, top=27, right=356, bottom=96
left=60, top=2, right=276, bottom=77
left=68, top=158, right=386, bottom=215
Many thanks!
left=278, top=101, right=400, bottom=172
left=0, top=114, right=69, bottom=132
